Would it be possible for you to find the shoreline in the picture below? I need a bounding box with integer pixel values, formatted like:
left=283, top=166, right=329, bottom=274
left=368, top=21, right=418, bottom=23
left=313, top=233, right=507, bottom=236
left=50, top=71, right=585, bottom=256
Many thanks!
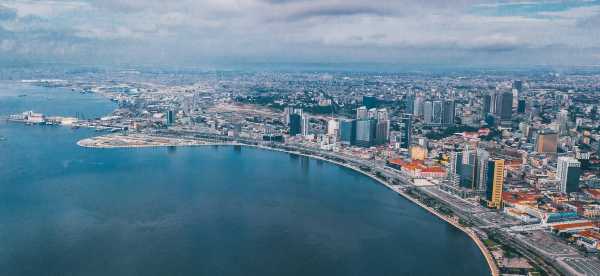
left=78, top=136, right=499, bottom=276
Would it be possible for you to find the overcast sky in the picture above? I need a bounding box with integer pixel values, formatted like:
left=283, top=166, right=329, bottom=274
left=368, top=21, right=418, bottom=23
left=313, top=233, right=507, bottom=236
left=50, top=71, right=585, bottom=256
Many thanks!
left=1, top=0, right=600, bottom=67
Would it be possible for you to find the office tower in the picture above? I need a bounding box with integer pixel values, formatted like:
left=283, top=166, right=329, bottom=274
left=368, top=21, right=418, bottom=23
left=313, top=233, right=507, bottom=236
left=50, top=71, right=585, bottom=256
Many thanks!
left=283, top=107, right=293, bottom=125
left=460, top=148, right=478, bottom=189
left=399, top=114, right=413, bottom=149
left=166, top=110, right=175, bottom=125
left=356, top=119, right=376, bottom=147
left=517, top=99, right=526, bottom=113
left=289, top=113, right=302, bottom=136
left=558, top=109, right=569, bottom=136
left=490, top=92, right=498, bottom=114
left=557, top=157, right=581, bottom=194
left=483, top=93, right=492, bottom=114
left=356, top=106, right=368, bottom=120
left=432, top=100, right=443, bottom=125
left=375, top=120, right=389, bottom=145
left=301, top=115, right=310, bottom=136
left=442, top=100, right=455, bottom=126
left=485, top=159, right=505, bottom=209
left=327, top=119, right=339, bottom=137
left=499, top=91, right=513, bottom=121
left=475, top=149, right=490, bottom=191
left=536, top=130, right=558, bottom=154
left=363, top=95, right=377, bottom=109
left=405, top=94, right=415, bottom=114
left=377, top=108, right=389, bottom=121
left=340, top=119, right=356, bottom=145
left=413, top=96, right=424, bottom=117
left=449, top=150, right=463, bottom=187
left=423, top=101, right=434, bottom=124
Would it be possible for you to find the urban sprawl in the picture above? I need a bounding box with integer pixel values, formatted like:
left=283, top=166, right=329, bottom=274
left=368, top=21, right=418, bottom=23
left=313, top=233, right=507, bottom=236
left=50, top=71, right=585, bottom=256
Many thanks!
left=6, top=68, right=600, bottom=276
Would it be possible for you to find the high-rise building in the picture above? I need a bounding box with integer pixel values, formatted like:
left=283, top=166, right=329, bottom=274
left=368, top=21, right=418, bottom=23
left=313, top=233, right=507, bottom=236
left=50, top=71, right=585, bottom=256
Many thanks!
left=460, top=148, right=478, bottom=189
left=375, top=120, right=389, bottom=145
left=405, top=94, right=415, bottom=114
left=339, top=119, right=356, bottom=145
left=442, top=100, right=455, bottom=126
left=166, top=110, right=175, bottom=125
left=558, top=109, right=569, bottom=136
left=413, top=96, right=424, bottom=118
left=301, top=115, right=310, bottom=136
left=356, top=119, right=376, bottom=147
left=475, top=149, right=490, bottom=191
left=356, top=106, right=368, bottom=120
left=483, top=93, right=492, bottom=115
left=499, top=91, right=513, bottom=121
left=557, top=157, right=581, bottom=194
left=485, top=159, right=505, bottom=209
left=432, top=100, right=443, bottom=125
left=289, top=113, right=302, bottom=136
left=423, top=101, right=434, bottom=124
left=517, top=99, right=526, bottom=113
left=399, top=114, right=412, bottom=149
left=536, top=130, right=558, bottom=154
left=449, top=150, right=463, bottom=187
left=327, top=119, right=339, bottom=137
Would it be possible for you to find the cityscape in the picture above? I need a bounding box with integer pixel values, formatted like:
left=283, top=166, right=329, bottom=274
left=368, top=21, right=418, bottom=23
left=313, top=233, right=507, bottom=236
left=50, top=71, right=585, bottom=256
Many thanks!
left=2, top=0, right=600, bottom=276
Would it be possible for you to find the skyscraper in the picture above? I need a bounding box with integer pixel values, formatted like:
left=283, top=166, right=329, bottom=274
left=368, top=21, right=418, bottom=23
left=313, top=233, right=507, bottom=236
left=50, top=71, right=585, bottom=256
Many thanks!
left=356, top=119, right=376, bottom=147
left=301, top=115, right=310, bottom=136
left=423, top=101, right=434, bottom=124
left=483, top=93, right=492, bottom=115
left=327, top=119, right=339, bottom=137
left=485, top=159, right=505, bottom=209
left=405, top=94, right=415, bottom=114
left=289, top=113, right=302, bottom=136
left=442, top=100, right=455, bottom=126
left=339, top=119, right=356, bottom=145
left=449, top=149, right=463, bottom=187
left=558, top=109, right=569, bottom=136
left=499, top=91, right=513, bottom=121
left=399, top=114, right=412, bottom=149
left=432, top=100, right=443, bottom=125
left=517, top=99, right=526, bottom=113
left=166, top=110, right=175, bottom=125
left=356, top=106, right=368, bottom=120
left=557, top=157, right=581, bottom=194
left=413, top=96, right=424, bottom=118
left=475, top=149, right=490, bottom=191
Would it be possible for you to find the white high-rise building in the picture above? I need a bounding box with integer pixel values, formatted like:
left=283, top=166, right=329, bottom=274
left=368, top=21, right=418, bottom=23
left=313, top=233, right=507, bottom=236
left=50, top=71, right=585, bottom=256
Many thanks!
left=301, top=115, right=310, bottom=136
left=356, top=106, right=368, bottom=120
left=327, top=119, right=339, bottom=137
left=556, top=156, right=581, bottom=194
left=558, top=109, right=569, bottom=136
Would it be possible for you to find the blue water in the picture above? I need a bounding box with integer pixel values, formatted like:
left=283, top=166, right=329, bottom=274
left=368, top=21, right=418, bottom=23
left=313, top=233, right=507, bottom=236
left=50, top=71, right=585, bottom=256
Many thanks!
left=0, top=82, right=490, bottom=275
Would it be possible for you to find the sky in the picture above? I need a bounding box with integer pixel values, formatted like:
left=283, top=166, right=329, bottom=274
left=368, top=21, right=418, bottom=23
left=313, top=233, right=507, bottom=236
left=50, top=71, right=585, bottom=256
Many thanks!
left=1, top=0, right=600, bottom=67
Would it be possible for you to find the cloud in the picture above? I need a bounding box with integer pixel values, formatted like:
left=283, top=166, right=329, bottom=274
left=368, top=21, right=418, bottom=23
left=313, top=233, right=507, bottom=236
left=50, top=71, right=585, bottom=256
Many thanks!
left=0, top=0, right=600, bottom=66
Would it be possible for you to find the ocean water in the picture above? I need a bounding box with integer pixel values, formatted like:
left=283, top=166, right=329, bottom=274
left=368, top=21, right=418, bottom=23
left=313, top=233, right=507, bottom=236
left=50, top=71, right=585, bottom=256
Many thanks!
left=0, top=82, right=490, bottom=275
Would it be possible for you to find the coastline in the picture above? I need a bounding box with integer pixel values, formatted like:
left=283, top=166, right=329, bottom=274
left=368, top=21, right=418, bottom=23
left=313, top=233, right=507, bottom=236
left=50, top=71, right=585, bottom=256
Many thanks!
left=78, top=135, right=499, bottom=276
